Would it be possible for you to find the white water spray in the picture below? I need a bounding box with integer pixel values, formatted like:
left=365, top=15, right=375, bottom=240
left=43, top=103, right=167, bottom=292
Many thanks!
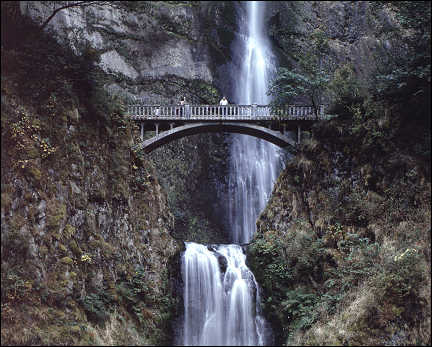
left=180, top=2, right=282, bottom=345
left=229, top=1, right=283, bottom=244
left=181, top=242, right=264, bottom=346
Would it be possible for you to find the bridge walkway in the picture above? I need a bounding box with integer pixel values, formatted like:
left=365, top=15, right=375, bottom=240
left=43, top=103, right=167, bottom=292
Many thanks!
left=126, top=104, right=326, bottom=153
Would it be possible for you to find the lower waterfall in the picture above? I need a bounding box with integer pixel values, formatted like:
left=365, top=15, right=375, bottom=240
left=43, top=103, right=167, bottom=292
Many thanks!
left=178, top=2, right=279, bottom=345
left=181, top=242, right=266, bottom=346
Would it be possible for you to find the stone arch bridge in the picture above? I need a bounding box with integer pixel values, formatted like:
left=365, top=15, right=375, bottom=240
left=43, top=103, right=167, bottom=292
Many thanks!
left=126, top=104, right=326, bottom=153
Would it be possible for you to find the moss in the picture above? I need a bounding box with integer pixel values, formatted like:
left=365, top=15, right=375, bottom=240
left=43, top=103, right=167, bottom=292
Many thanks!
left=27, top=166, right=42, bottom=182
left=69, top=240, right=82, bottom=256
left=40, top=245, right=49, bottom=256
left=64, top=224, right=76, bottom=238
left=52, top=232, right=61, bottom=241
left=9, top=213, right=26, bottom=233
left=58, top=243, right=67, bottom=253
left=70, top=325, right=81, bottom=334
left=85, top=211, right=97, bottom=234
left=23, top=145, right=40, bottom=159
left=46, top=200, right=67, bottom=231
left=60, top=257, right=74, bottom=265
left=24, top=191, right=33, bottom=202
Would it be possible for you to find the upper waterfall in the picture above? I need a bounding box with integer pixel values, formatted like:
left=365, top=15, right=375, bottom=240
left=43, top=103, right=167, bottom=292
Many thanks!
left=228, top=1, right=284, bottom=244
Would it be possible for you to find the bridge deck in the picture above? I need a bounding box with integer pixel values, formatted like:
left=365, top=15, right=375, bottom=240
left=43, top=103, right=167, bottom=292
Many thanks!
left=127, top=104, right=325, bottom=121
left=126, top=104, right=326, bottom=151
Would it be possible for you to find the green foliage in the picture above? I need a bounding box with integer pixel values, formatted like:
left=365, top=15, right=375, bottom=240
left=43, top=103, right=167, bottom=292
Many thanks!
left=81, top=290, right=113, bottom=326
left=248, top=221, right=390, bottom=344
left=281, top=290, right=319, bottom=335
left=115, top=267, right=152, bottom=324
left=81, top=267, right=151, bottom=327
left=268, top=29, right=331, bottom=115
left=328, top=64, right=363, bottom=118
left=370, top=1, right=430, bottom=123
left=376, top=247, right=425, bottom=300
left=1, top=266, right=33, bottom=303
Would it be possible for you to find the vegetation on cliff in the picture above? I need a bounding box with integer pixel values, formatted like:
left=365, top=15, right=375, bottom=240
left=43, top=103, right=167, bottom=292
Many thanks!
left=1, top=5, right=181, bottom=345
left=247, top=1, right=430, bottom=345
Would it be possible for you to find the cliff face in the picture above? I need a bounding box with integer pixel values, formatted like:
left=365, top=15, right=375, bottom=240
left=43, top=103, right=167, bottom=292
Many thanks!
left=19, top=1, right=214, bottom=99
left=1, top=75, right=182, bottom=344
left=15, top=1, right=239, bottom=243
left=266, top=1, right=399, bottom=102
left=246, top=2, right=431, bottom=345
left=247, top=117, right=431, bottom=345
left=1, top=1, right=241, bottom=343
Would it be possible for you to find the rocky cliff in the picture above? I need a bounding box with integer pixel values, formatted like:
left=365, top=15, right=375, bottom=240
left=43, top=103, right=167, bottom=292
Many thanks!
left=1, top=1, right=238, bottom=344
left=2, top=1, right=430, bottom=345
left=246, top=1, right=431, bottom=345
left=15, top=1, right=240, bottom=244
left=247, top=116, right=431, bottom=345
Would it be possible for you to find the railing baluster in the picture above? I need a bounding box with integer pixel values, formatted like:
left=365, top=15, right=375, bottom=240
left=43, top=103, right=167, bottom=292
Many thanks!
left=126, top=103, right=325, bottom=130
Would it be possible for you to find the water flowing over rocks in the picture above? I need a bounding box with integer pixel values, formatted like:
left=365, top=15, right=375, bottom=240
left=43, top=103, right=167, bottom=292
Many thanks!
left=178, top=2, right=279, bottom=345
left=180, top=242, right=267, bottom=346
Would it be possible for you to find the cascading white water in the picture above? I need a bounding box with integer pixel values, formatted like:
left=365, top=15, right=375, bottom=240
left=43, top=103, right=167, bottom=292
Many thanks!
left=229, top=1, right=283, bottom=244
left=180, top=2, right=281, bottom=345
left=181, top=243, right=224, bottom=346
left=181, top=242, right=264, bottom=346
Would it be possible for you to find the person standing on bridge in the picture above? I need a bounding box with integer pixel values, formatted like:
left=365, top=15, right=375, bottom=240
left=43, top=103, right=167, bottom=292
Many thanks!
left=179, top=96, right=186, bottom=117
left=220, top=96, right=228, bottom=116
left=182, top=97, right=191, bottom=119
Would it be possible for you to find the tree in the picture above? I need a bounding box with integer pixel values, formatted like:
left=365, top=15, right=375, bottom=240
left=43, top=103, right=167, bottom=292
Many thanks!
left=19, top=1, right=119, bottom=32
left=327, top=63, right=362, bottom=119
left=268, top=29, right=332, bottom=118
left=39, top=1, right=102, bottom=31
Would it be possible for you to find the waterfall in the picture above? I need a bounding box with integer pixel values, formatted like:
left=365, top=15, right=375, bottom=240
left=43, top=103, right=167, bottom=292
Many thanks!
left=180, top=2, right=281, bottom=345
left=228, top=1, right=283, bottom=244
left=181, top=242, right=265, bottom=346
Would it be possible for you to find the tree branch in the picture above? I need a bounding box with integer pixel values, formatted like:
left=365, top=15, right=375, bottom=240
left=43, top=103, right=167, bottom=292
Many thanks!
left=39, top=1, right=111, bottom=31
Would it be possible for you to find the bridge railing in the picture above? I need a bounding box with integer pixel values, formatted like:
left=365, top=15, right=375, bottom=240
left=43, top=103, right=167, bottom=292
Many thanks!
left=127, top=104, right=325, bottom=120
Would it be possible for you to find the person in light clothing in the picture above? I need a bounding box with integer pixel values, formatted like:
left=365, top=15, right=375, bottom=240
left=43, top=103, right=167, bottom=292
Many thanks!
left=219, top=96, right=228, bottom=105
left=219, top=96, right=228, bottom=116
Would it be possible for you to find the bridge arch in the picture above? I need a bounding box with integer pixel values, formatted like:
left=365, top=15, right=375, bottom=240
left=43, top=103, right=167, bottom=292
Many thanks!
left=137, top=122, right=296, bottom=153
